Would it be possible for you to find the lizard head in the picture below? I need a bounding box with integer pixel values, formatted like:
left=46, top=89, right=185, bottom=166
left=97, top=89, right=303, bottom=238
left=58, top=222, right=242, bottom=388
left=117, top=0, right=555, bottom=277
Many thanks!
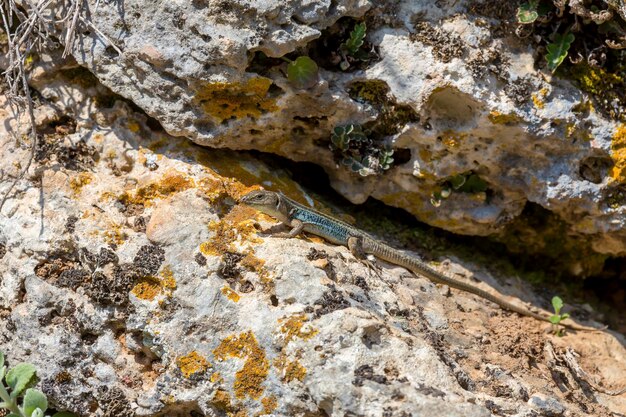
left=240, top=189, right=280, bottom=211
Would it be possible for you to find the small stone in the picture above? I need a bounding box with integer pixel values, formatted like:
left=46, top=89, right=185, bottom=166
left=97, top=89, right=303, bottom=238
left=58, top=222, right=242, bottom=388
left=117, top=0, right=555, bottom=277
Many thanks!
left=528, top=393, right=565, bottom=416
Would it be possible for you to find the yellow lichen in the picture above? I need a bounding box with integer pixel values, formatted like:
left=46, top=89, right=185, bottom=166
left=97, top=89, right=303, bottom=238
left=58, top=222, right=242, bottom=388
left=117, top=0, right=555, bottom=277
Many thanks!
left=176, top=351, right=210, bottom=378
left=260, top=395, right=278, bottom=415
left=131, top=266, right=177, bottom=301
left=108, top=169, right=195, bottom=207
left=610, top=124, right=626, bottom=183
left=199, top=205, right=262, bottom=256
left=127, top=120, right=141, bottom=133
left=278, top=315, right=318, bottom=344
left=213, top=331, right=269, bottom=400
left=212, top=389, right=233, bottom=411
left=274, top=354, right=307, bottom=382
left=160, top=265, right=177, bottom=291
left=488, top=111, right=520, bottom=125
left=439, top=130, right=467, bottom=149
left=131, top=277, right=162, bottom=300
left=221, top=286, right=241, bottom=302
left=103, top=224, right=127, bottom=246
left=194, top=78, right=278, bottom=123
left=69, top=172, right=93, bottom=196
left=531, top=87, right=549, bottom=110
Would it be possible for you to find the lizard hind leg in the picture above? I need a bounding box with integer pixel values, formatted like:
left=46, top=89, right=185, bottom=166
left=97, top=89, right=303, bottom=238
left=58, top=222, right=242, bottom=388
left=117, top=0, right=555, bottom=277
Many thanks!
left=348, top=236, right=383, bottom=278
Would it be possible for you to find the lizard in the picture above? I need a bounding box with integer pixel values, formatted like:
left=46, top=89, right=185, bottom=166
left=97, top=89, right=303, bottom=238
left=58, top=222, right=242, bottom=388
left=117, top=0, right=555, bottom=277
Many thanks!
left=240, top=189, right=604, bottom=332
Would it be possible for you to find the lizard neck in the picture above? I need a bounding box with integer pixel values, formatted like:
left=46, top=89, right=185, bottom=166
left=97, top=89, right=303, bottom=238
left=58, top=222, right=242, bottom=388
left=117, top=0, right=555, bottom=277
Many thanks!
left=256, top=193, right=292, bottom=225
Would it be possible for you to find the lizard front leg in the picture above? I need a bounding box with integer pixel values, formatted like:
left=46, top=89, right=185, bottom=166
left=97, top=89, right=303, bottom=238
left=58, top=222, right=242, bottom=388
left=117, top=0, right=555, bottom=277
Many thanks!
left=273, top=219, right=304, bottom=238
left=348, top=236, right=382, bottom=277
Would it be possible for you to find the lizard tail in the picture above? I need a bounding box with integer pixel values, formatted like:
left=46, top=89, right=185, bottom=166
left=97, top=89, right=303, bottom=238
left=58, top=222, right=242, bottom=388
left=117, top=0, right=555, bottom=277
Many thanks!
left=368, top=241, right=602, bottom=332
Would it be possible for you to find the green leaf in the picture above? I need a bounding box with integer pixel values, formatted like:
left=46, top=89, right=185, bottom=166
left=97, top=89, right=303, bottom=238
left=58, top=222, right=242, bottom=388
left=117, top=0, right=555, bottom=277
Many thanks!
left=551, top=296, right=564, bottom=314
left=549, top=314, right=561, bottom=324
left=286, top=56, right=319, bottom=89
left=52, top=412, right=77, bottom=417
left=561, top=313, right=570, bottom=320
left=449, top=174, right=467, bottom=190
left=0, top=351, right=4, bottom=369
left=546, top=32, right=575, bottom=73
left=24, top=389, right=47, bottom=416
left=517, top=0, right=539, bottom=24
left=6, top=363, right=36, bottom=397
left=459, top=174, right=488, bottom=193
left=341, top=22, right=367, bottom=55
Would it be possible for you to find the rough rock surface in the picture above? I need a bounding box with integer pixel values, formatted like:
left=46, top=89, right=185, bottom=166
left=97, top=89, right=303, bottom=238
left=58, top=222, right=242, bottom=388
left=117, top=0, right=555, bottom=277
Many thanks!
left=1, top=76, right=626, bottom=416
left=32, top=0, right=626, bottom=261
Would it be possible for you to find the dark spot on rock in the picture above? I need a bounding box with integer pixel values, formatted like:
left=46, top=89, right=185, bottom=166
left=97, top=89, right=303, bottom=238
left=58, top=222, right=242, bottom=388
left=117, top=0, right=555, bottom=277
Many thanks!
left=35, top=128, right=98, bottom=171
left=133, top=215, right=147, bottom=232
left=354, top=276, right=370, bottom=292
left=218, top=252, right=244, bottom=280
left=353, top=364, right=389, bottom=387
left=86, top=265, right=138, bottom=306
left=98, top=387, right=133, bottom=417
left=35, top=251, right=79, bottom=282
left=270, top=294, right=279, bottom=307
left=133, top=244, right=165, bottom=275
left=415, top=383, right=446, bottom=398
left=98, top=247, right=119, bottom=265
left=195, top=252, right=207, bottom=266
left=410, top=21, right=464, bottom=63
left=313, top=285, right=350, bottom=317
left=306, top=248, right=328, bottom=261
left=58, top=268, right=90, bottom=290
left=65, top=215, right=79, bottom=233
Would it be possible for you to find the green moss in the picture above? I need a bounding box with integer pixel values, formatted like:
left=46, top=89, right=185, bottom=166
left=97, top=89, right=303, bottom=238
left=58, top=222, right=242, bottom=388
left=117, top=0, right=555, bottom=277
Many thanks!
left=567, top=63, right=626, bottom=121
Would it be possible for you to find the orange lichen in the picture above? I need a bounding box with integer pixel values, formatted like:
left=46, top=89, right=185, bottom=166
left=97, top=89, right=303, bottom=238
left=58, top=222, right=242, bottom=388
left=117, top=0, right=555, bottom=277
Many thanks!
left=199, top=205, right=261, bottom=256
left=110, top=169, right=195, bottom=207
left=610, top=124, right=626, bottom=183
left=213, top=331, right=269, bottom=400
left=176, top=351, right=210, bottom=378
left=132, top=266, right=177, bottom=301
left=531, top=87, right=549, bottom=110
left=131, top=277, right=161, bottom=300
left=279, top=315, right=318, bottom=344
left=212, top=389, right=233, bottom=411
left=194, top=78, right=278, bottom=123
left=221, top=286, right=241, bottom=302
left=160, top=265, right=177, bottom=291
left=439, top=130, right=466, bottom=149
left=210, top=372, right=222, bottom=383
left=488, top=111, right=520, bottom=125
left=260, top=395, right=278, bottom=415
left=127, top=120, right=141, bottom=133
left=103, top=224, right=127, bottom=246
left=274, top=354, right=307, bottom=383
left=69, top=172, right=93, bottom=195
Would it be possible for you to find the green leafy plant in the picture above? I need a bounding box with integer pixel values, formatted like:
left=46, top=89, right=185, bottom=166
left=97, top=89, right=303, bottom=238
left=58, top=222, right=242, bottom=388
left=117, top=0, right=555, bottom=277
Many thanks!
left=546, top=32, right=575, bottom=73
left=341, top=22, right=366, bottom=56
left=330, top=124, right=394, bottom=177
left=339, top=22, right=368, bottom=70
left=549, top=296, right=571, bottom=335
left=284, top=56, right=319, bottom=89
left=430, top=172, right=488, bottom=207
left=0, top=351, right=75, bottom=417
left=331, top=124, right=368, bottom=151
left=517, top=0, right=539, bottom=24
